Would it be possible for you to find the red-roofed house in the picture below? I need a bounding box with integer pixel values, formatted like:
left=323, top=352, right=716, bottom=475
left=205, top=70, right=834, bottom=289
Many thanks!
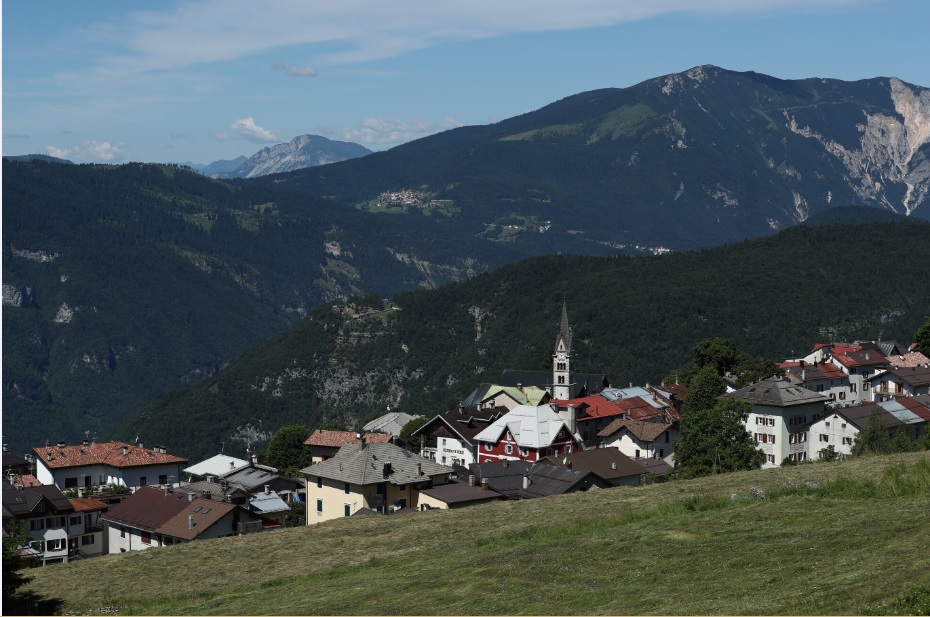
left=103, top=486, right=265, bottom=553
left=33, top=441, right=187, bottom=492
left=304, top=430, right=392, bottom=464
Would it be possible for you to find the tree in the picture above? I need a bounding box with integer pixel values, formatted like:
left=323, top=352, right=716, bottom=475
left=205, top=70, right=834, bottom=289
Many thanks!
left=3, top=521, right=33, bottom=604
left=319, top=420, right=348, bottom=431
left=399, top=416, right=429, bottom=453
left=263, top=425, right=313, bottom=476
left=851, top=411, right=893, bottom=456
left=693, top=338, right=742, bottom=376
left=915, top=315, right=930, bottom=355
left=675, top=366, right=763, bottom=478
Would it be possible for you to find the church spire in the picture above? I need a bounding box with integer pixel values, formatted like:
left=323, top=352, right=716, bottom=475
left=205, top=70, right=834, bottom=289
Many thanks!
left=552, top=301, right=574, bottom=400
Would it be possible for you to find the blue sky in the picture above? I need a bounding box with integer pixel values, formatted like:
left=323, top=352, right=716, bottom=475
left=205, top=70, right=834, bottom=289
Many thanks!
left=3, top=0, right=928, bottom=164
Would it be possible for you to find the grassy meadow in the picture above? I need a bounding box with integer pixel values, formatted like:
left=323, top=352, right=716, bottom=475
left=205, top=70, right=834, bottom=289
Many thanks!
left=22, top=451, right=930, bottom=615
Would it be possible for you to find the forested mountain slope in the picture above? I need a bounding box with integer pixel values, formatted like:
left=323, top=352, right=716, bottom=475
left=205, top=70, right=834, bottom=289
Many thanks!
left=116, top=220, right=930, bottom=462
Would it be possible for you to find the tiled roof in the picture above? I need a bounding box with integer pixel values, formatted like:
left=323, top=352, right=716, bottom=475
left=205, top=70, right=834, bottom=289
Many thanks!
left=157, top=498, right=240, bottom=541
left=103, top=485, right=246, bottom=540
left=818, top=405, right=902, bottom=432
left=304, top=430, right=392, bottom=448
left=728, top=377, right=828, bottom=407
left=362, top=412, right=424, bottom=437
left=896, top=395, right=930, bottom=421
left=887, top=352, right=930, bottom=368
left=866, top=366, right=930, bottom=387
left=34, top=441, right=187, bottom=470
left=69, top=497, right=108, bottom=512
left=636, top=457, right=673, bottom=477
left=519, top=465, right=598, bottom=498
left=553, top=396, right=625, bottom=424
left=301, top=442, right=454, bottom=486
left=832, top=349, right=888, bottom=368
left=473, top=404, right=573, bottom=449
left=5, top=474, right=42, bottom=488
left=597, top=418, right=671, bottom=442
left=785, top=361, right=846, bottom=383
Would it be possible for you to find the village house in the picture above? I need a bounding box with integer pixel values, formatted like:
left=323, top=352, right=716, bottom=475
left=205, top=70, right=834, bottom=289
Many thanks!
left=866, top=365, right=930, bottom=402
left=780, top=360, right=856, bottom=407
left=473, top=404, right=581, bottom=463
left=182, top=453, right=249, bottom=482
left=807, top=404, right=902, bottom=458
left=33, top=440, right=187, bottom=492
left=2, top=481, right=108, bottom=565
left=304, top=429, right=392, bottom=464
left=537, top=447, right=647, bottom=487
left=301, top=440, right=455, bottom=524
left=596, top=418, right=679, bottom=464
left=416, top=474, right=504, bottom=510
left=467, top=459, right=608, bottom=499
left=414, top=405, right=507, bottom=466
left=103, top=485, right=266, bottom=553
left=362, top=411, right=424, bottom=437
left=727, top=376, right=829, bottom=467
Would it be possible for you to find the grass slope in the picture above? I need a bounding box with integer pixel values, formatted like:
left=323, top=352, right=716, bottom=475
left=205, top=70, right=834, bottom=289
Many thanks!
left=24, top=452, right=930, bottom=615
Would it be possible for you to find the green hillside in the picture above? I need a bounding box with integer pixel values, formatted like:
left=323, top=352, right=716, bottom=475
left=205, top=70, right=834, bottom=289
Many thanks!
left=21, top=452, right=930, bottom=615
left=115, top=219, right=930, bottom=462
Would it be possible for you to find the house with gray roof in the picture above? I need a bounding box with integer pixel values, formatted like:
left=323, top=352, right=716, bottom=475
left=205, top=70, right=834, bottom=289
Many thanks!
left=300, top=441, right=454, bottom=524
left=467, top=459, right=607, bottom=499
left=473, top=404, right=581, bottom=464
left=362, top=412, right=424, bottom=437
left=183, top=454, right=249, bottom=481
left=727, top=376, right=828, bottom=467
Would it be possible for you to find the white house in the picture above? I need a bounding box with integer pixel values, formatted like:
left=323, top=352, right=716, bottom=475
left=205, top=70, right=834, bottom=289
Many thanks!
left=33, top=441, right=187, bottom=492
left=727, top=376, right=828, bottom=467
left=596, top=418, right=678, bottom=464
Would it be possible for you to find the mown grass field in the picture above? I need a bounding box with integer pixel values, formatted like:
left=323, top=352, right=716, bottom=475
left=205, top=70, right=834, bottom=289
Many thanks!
left=23, top=452, right=930, bottom=615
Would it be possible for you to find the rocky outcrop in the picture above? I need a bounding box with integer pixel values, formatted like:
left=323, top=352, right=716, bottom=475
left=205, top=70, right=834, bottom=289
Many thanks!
left=223, top=135, right=371, bottom=179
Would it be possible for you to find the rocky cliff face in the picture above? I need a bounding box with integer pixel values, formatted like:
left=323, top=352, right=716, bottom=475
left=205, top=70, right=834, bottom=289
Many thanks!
left=224, top=134, right=371, bottom=178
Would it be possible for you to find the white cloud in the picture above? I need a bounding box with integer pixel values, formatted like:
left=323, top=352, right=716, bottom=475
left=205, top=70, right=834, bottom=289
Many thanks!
left=272, top=63, right=318, bottom=77
left=341, top=116, right=465, bottom=148
left=219, top=117, right=279, bottom=144
left=84, top=0, right=863, bottom=76
left=46, top=140, right=126, bottom=162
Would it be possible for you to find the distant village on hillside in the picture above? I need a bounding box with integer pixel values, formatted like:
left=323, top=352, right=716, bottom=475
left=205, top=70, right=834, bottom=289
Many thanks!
left=4, top=304, right=929, bottom=568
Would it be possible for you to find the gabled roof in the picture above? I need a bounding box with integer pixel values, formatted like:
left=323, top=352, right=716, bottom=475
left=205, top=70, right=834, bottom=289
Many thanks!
left=181, top=479, right=251, bottom=500
left=219, top=464, right=299, bottom=492
left=301, top=442, right=453, bottom=486
left=519, top=464, right=599, bottom=498
left=466, top=460, right=533, bottom=498
left=473, top=404, right=573, bottom=449
left=34, top=441, right=187, bottom=470
left=362, top=412, right=423, bottom=437
left=478, top=385, right=550, bottom=408
left=68, top=497, right=108, bottom=513
left=2, top=484, right=74, bottom=517
left=864, top=366, right=930, bottom=387
left=249, top=490, right=290, bottom=515
left=411, top=407, right=507, bottom=444
left=784, top=361, right=847, bottom=383
left=728, top=377, right=828, bottom=407
left=183, top=454, right=249, bottom=478
left=552, top=396, right=625, bottom=424
left=157, top=498, right=240, bottom=541
left=815, top=405, right=902, bottom=432
left=832, top=348, right=888, bottom=368
left=304, top=430, right=392, bottom=449
left=886, top=351, right=930, bottom=369
left=597, top=418, right=671, bottom=442
left=895, top=395, right=930, bottom=421
left=538, top=448, right=645, bottom=481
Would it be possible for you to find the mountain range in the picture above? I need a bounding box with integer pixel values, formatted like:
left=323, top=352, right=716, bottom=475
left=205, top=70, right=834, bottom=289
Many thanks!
left=4, top=65, right=930, bottom=457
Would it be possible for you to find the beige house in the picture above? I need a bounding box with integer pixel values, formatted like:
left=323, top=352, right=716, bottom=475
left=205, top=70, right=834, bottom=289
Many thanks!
left=301, top=441, right=454, bottom=524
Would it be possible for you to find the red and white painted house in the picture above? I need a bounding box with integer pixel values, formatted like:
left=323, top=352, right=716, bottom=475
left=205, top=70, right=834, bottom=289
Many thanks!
left=473, top=404, right=581, bottom=463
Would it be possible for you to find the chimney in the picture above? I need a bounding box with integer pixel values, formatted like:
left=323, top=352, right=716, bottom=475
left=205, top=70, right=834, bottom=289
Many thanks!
left=122, top=446, right=129, bottom=455
left=559, top=404, right=577, bottom=435
left=522, top=476, right=530, bottom=490
left=468, top=475, right=476, bottom=487
left=251, top=453, right=258, bottom=465
left=416, top=462, right=422, bottom=476
left=481, top=477, right=489, bottom=491
left=138, top=442, right=144, bottom=450
left=57, top=440, right=66, bottom=448
left=230, top=461, right=235, bottom=469
left=188, top=515, right=194, bottom=530
left=611, top=461, right=617, bottom=470
left=566, top=460, right=572, bottom=470
left=358, top=431, right=367, bottom=449
left=264, top=485, right=270, bottom=495
left=187, top=492, right=195, bottom=502
left=458, top=402, right=464, bottom=414
left=502, top=459, right=509, bottom=468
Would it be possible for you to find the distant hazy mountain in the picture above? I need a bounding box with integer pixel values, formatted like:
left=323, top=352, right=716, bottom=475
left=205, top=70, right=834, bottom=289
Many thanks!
left=215, top=135, right=371, bottom=179
left=254, top=65, right=930, bottom=250
left=3, top=154, right=74, bottom=165
left=197, top=156, right=248, bottom=177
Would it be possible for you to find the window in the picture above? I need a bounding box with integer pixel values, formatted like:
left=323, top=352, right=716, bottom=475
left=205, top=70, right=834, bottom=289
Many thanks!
left=120, top=527, right=126, bottom=538
left=139, top=476, right=147, bottom=486
left=344, top=482, right=350, bottom=495
left=164, top=537, right=174, bottom=546
left=841, top=423, right=847, bottom=429
left=825, top=421, right=830, bottom=427
left=69, top=515, right=82, bottom=526
left=504, top=444, right=513, bottom=455
left=843, top=437, right=853, bottom=446
left=820, top=434, right=829, bottom=443
left=159, top=474, right=168, bottom=485
left=558, top=376, right=565, bottom=384
left=344, top=504, right=351, bottom=517
left=565, top=445, right=573, bottom=454
left=558, top=430, right=565, bottom=438
left=64, top=477, right=78, bottom=488
left=769, top=435, right=776, bottom=445
left=658, top=449, right=664, bottom=458
left=767, top=455, right=775, bottom=464
left=46, top=538, right=65, bottom=552
left=635, top=449, right=640, bottom=459
left=839, top=392, right=846, bottom=400
left=484, top=444, right=492, bottom=452
left=29, top=519, right=45, bottom=532
left=81, top=535, right=94, bottom=546
left=376, top=483, right=385, bottom=495
left=317, top=499, right=323, bottom=513
left=141, top=531, right=151, bottom=545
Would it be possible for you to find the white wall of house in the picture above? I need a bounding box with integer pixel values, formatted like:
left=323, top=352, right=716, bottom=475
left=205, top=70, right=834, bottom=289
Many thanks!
left=600, top=429, right=677, bottom=464
left=807, top=413, right=859, bottom=458
left=36, top=463, right=181, bottom=491
left=435, top=436, right=475, bottom=467
left=745, top=401, right=823, bottom=467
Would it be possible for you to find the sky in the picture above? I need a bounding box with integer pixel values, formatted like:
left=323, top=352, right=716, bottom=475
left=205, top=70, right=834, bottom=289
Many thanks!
left=3, top=0, right=929, bottom=165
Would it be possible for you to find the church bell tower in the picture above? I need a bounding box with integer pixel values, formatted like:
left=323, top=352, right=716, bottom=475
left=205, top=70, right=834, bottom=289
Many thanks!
left=552, top=301, right=574, bottom=400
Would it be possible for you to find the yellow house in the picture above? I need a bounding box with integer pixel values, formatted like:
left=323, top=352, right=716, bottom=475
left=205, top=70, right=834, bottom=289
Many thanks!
left=301, top=440, right=455, bottom=524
